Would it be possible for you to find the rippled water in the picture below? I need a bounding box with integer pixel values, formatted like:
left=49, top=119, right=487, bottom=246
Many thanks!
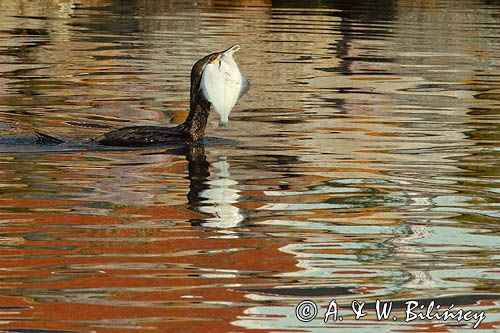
left=0, top=0, right=499, bottom=332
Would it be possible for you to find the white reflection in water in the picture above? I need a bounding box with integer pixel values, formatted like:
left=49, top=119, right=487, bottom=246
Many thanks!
left=199, top=156, right=244, bottom=228
left=394, top=224, right=436, bottom=289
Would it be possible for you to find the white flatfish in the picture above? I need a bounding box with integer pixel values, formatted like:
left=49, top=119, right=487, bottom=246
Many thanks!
left=200, top=52, right=247, bottom=127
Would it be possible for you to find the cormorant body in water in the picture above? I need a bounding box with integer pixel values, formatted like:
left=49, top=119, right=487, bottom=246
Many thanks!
left=94, top=44, right=248, bottom=146
left=16, top=45, right=247, bottom=148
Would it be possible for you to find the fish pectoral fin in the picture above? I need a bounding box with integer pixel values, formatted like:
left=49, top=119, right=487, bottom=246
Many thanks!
left=239, top=77, right=250, bottom=98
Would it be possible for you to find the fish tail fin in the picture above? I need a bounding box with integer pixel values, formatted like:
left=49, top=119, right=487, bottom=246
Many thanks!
left=219, top=117, right=229, bottom=128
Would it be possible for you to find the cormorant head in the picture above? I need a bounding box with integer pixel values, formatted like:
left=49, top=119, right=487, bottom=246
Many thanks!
left=200, top=45, right=241, bottom=73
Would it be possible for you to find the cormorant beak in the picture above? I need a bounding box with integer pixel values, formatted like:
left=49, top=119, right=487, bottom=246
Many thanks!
left=222, top=44, right=240, bottom=56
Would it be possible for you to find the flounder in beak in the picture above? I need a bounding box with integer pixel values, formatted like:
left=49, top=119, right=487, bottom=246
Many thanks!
left=200, top=45, right=249, bottom=127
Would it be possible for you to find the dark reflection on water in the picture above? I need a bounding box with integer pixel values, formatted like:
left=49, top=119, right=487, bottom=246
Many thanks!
left=0, top=0, right=499, bottom=332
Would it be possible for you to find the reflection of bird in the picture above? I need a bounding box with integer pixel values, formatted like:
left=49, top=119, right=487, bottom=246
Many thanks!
left=184, top=144, right=244, bottom=228
left=95, top=45, right=249, bottom=146
left=199, top=156, right=245, bottom=228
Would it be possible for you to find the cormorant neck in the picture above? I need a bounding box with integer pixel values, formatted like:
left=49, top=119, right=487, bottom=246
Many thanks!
left=178, top=53, right=214, bottom=142
left=180, top=92, right=211, bottom=142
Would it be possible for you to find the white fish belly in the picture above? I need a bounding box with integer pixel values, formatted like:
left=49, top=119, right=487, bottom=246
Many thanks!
left=200, top=62, right=242, bottom=126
